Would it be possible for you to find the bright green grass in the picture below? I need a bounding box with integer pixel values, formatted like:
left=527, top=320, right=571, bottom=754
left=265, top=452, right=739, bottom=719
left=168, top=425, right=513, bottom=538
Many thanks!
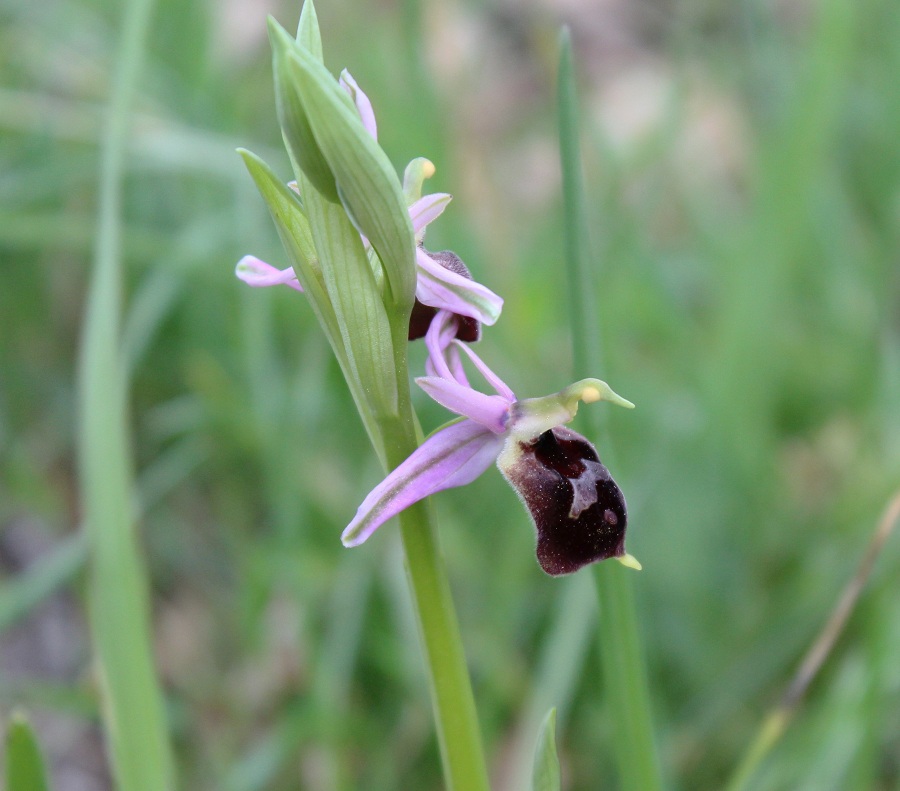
left=2, top=0, right=899, bottom=789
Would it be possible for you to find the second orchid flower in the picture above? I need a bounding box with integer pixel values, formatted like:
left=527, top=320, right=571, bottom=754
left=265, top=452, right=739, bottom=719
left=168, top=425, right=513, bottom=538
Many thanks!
left=343, top=311, right=639, bottom=576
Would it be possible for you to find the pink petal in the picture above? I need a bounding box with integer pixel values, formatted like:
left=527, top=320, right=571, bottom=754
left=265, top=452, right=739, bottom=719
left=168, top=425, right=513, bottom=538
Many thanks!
left=339, top=70, right=378, bottom=141
left=416, top=376, right=510, bottom=433
left=424, top=309, right=460, bottom=382
left=409, top=193, right=451, bottom=238
left=235, top=255, right=303, bottom=292
left=415, top=248, right=502, bottom=325
left=447, top=344, right=470, bottom=388
left=341, top=420, right=504, bottom=546
left=452, top=340, right=516, bottom=402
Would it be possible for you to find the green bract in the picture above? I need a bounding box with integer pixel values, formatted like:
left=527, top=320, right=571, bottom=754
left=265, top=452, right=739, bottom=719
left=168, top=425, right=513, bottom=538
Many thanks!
left=242, top=0, right=415, bottom=435
left=301, top=169, right=399, bottom=419
left=269, top=21, right=338, bottom=203
left=239, top=149, right=400, bottom=429
left=296, top=0, right=322, bottom=60
left=268, top=15, right=416, bottom=314
left=238, top=149, right=340, bottom=357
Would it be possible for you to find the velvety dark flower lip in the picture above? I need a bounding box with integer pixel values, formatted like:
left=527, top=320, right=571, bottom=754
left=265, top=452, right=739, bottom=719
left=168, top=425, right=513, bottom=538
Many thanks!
left=502, top=427, right=628, bottom=575
left=343, top=310, right=639, bottom=575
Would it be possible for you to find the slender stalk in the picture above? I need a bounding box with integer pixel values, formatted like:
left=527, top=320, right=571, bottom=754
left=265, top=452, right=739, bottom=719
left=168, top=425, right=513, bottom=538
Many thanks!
left=397, top=500, right=491, bottom=791
left=724, top=490, right=900, bottom=791
left=557, top=28, right=662, bottom=791
left=376, top=339, right=491, bottom=791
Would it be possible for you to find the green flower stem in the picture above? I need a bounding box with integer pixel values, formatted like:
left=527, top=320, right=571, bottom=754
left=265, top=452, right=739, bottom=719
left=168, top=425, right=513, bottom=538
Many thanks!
left=557, top=28, right=662, bottom=791
left=396, top=500, right=491, bottom=791
left=372, top=340, right=491, bottom=791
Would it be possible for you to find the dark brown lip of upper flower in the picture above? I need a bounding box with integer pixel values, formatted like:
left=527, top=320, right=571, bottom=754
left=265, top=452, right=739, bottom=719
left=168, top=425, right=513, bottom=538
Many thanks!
left=408, top=249, right=481, bottom=342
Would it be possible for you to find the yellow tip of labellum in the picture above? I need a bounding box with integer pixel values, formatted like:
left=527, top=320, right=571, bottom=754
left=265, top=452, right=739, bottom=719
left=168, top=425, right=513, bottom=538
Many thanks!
left=616, top=553, right=642, bottom=571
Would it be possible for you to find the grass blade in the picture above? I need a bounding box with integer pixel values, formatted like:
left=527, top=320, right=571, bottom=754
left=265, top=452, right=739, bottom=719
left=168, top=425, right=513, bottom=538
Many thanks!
left=724, top=490, right=900, bottom=791
left=531, top=709, right=561, bottom=791
left=75, top=0, right=174, bottom=787
left=503, top=573, right=595, bottom=791
left=0, top=534, right=87, bottom=634
left=557, top=27, right=662, bottom=791
left=5, top=713, right=51, bottom=791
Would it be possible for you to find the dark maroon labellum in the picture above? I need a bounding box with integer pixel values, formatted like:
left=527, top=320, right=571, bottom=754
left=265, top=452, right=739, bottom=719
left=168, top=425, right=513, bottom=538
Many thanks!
left=504, top=426, right=627, bottom=576
left=407, top=249, right=480, bottom=342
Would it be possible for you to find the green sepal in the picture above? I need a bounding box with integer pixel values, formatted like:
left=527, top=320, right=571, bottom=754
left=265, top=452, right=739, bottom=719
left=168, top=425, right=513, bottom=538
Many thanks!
left=284, top=43, right=417, bottom=314
left=268, top=18, right=338, bottom=202
left=531, top=708, right=561, bottom=791
left=300, top=171, right=399, bottom=419
left=238, top=148, right=345, bottom=364
left=295, top=0, right=322, bottom=60
left=5, top=713, right=51, bottom=791
left=511, top=378, right=634, bottom=442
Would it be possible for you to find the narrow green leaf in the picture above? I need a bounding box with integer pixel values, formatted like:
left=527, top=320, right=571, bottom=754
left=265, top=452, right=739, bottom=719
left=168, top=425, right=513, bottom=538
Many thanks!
left=76, top=0, right=175, bottom=787
left=295, top=0, right=322, bottom=60
left=268, top=18, right=338, bottom=202
left=5, top=714, right=51, bottom=791
left=558, top=27, right=662, bottom=791
left=532, top=708, right=561, bottom=791
left=286, top=44, right=417, bottom=312
left=300, top=171, right=399, bottom=421
left=507, top=573, right=596, bottom=791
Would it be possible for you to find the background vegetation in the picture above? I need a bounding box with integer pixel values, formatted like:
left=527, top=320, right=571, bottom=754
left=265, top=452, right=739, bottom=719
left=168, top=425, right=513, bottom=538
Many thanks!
left=1, top=0, right=899, bottom=788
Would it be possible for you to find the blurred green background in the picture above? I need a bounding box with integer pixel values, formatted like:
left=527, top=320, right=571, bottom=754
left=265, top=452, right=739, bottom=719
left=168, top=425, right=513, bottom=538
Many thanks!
left=2, top=0, right=899, bottom=788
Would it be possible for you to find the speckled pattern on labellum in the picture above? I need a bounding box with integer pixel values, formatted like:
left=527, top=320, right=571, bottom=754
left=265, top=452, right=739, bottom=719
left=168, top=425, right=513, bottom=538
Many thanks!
left=501, top=426, right=627, bottom=575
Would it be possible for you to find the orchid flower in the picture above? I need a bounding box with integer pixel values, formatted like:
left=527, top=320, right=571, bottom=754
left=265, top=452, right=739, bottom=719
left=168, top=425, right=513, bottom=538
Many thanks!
left=342, top=311, right=640, bottom=576
left=236, top=71, right=502, bottom=336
